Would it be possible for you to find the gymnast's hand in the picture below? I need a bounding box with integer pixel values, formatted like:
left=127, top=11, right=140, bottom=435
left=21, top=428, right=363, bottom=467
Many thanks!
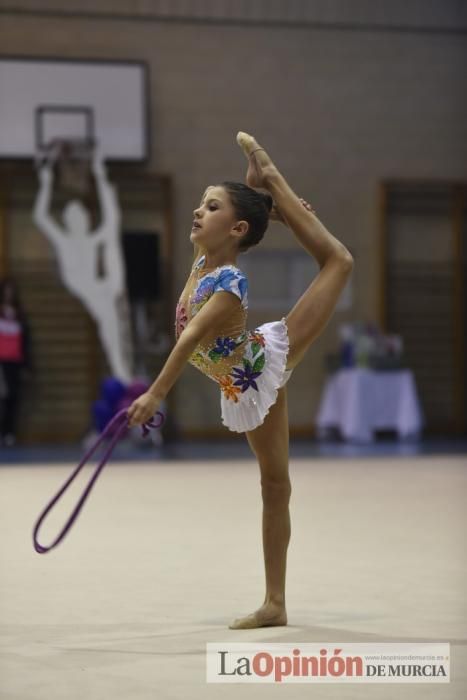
left=269, top=197, right=315, bottom=224
left=126, top=391, right=161, bottom=429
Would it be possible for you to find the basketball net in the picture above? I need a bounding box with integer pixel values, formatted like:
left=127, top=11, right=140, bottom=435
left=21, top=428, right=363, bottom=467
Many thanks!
left=38, top=137, right=95, bottom=197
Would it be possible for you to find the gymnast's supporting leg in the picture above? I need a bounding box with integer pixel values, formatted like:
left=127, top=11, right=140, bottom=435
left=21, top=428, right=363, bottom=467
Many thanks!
left=229, top=134, right=354, bottom=629
left=229, top=385, right=290, bottom=630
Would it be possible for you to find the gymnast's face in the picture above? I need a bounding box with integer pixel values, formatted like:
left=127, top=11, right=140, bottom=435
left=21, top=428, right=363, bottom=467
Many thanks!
left=191, top=185, right=248, bottom=251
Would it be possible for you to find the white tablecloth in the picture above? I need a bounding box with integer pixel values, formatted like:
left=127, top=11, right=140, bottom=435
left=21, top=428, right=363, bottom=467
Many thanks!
left=315, top=367, right=424, bottom=443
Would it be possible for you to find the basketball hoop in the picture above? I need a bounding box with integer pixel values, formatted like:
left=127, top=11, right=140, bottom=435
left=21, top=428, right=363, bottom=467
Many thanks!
left=37, top=137, right=95, bottom=197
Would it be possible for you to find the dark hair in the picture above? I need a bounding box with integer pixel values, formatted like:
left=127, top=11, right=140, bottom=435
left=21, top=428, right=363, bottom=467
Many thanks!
left=220, top=181, right=273, bottom=253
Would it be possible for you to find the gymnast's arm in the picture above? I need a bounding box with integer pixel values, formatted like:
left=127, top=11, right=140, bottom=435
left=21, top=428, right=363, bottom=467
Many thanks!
left=32, top=165, right=64, bottom=244
left=147, top=290, right=240, bottom=401
left=92, top=149, right=120, bottom=229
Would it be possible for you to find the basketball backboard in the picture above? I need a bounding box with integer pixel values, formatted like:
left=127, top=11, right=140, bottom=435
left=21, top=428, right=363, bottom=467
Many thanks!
left=0, top=57, right=149, bottom=162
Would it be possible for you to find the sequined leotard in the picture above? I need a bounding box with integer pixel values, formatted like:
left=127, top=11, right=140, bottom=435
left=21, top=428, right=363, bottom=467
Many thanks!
left=174, top=254, right=270, bottom=403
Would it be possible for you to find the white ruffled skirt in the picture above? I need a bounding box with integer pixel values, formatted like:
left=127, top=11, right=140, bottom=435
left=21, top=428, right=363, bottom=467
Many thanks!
left=220, top=316, right=294, bottom=433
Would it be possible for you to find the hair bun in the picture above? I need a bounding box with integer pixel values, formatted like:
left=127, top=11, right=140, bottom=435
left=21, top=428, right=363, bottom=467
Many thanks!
left=260, top=192, right=273, bottom=212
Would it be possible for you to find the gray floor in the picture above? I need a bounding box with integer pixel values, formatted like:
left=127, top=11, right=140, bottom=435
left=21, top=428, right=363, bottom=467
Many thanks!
left=0, top=454, right=466, bottom=699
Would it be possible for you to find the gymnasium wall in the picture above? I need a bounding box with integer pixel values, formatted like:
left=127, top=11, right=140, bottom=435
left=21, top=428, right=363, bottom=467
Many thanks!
left=1, top=0, right=466, bottom=435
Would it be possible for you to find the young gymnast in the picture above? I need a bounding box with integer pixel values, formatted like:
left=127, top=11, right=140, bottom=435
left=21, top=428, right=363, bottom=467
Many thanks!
left=127, top=131, right=354, bottom=629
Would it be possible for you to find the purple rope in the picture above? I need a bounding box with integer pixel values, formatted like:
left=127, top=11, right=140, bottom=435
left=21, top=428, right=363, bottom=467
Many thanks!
left=32, top=407, right=165, bottom=554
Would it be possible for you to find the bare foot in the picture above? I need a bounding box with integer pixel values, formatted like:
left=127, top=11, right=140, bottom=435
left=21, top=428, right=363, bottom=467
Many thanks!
left=228, top=601, right=287, bottom=630
left=236, top=131, right=279, bottom=189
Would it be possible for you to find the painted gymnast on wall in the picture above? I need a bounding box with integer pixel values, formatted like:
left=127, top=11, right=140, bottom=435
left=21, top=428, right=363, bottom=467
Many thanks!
left=32, top=146, right=133, bottom=383
left=127, top=132, right=354, bottom=629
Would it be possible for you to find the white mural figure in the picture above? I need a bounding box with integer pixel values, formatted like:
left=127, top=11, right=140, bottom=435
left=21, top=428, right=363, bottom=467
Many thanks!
left=32, top=145, right=133, bottom=382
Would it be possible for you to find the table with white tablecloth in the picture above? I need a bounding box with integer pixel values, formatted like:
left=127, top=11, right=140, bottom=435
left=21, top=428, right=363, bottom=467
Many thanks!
left=315, top=367, right=424, bottom=443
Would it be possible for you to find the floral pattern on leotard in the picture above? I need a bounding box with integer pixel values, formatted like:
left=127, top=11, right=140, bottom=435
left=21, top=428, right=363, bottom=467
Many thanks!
left=208, top=333, right=247, bottom=363
left=191, top=275, right=218, bottom=310
left=213, top=267, right=248, bottom=308
left=216, top=328, right=267, bottom=402
left=175, top=301, right=188, bottom=337
left=189, top=330, right=248, bottom=374
left=190, top=262, right=248, bottom=315
left=217, top=375, right=242, bottom=402
left=175, top=255, right=257, bottom=385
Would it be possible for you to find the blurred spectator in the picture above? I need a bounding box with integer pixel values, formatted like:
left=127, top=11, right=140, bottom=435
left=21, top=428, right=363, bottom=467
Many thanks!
left=0, top=277, right=32, bottom=446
